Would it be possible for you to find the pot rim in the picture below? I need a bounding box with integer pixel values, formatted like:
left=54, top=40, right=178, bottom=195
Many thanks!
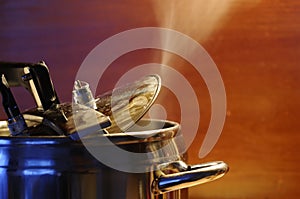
left=0, top=119, right=180, bottom=146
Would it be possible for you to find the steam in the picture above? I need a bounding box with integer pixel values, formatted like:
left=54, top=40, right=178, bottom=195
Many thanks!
left=149, top=0, right=248, bottom=157
left=153, top=0, right=235, bottom=42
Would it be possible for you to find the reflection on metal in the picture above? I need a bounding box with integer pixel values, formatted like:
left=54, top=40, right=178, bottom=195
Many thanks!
left=23, top=140, right=57, bottom=145
left=0, top=61, right=228, bottom=198
left=95, top=74, right=161, bottom=134
left=22, top=169, right=57, bottom=176
left=24, top=160, right=55, bottom=167
left=0, top=119, right=228, bottom=199
left=152, top=161, right=229, bottom=195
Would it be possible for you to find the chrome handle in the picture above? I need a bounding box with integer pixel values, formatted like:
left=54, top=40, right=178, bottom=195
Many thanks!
left=152, top=161, right=228, bottom=195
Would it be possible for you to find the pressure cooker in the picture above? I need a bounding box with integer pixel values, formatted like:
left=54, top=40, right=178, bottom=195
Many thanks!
left=0, top=61, right=228, bottom=199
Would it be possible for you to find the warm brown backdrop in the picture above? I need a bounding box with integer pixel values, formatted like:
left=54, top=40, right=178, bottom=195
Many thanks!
left=1, top=0, right=299, bottom=198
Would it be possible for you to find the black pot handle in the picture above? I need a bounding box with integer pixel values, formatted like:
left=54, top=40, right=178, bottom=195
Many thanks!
left=0, top=61, right=59, bottom=111
left=152, top=161, right=228, bottom=195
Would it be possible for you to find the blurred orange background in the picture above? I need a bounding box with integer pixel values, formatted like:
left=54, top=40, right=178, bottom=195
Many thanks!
left=1, top=0, right=299, bottom=198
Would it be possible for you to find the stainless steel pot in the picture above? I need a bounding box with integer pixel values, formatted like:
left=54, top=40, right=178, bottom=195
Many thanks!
left=0, top=61, right=228, bottom=199
left=0, top=119, right=228, bottom=199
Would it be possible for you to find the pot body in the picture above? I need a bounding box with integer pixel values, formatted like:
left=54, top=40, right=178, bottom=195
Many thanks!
left=0, top=120, right=188, bottom=199
left=0, top=144, right=187, bottom=199
left=0, top=119, right=228, bottom=199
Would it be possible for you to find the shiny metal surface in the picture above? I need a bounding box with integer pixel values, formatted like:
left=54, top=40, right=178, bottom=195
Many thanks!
left=23, top=103, right=112, bottom=138
left=0, top=119, right=227, bottom=199
left=95, top=74, right=161, bottom=133
left=152, top=161, right=228, bottom=195
left=0, top=62, right=160, bottom=139
left=21, top=74, right=160, bottom=138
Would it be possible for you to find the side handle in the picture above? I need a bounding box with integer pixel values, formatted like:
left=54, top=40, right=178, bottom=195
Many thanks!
left=152, top=161, right=228, bottom=195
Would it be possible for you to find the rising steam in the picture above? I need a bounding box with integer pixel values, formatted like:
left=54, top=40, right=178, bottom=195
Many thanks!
left=151, top=0, right=260, bottom=158
left=153, top=0, right=235, bottom=42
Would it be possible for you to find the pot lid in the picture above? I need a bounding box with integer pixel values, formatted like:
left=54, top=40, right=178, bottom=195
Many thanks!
left=0, top=74, right=162, bottom=138
left=95, top=74, right=161, bottom=134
